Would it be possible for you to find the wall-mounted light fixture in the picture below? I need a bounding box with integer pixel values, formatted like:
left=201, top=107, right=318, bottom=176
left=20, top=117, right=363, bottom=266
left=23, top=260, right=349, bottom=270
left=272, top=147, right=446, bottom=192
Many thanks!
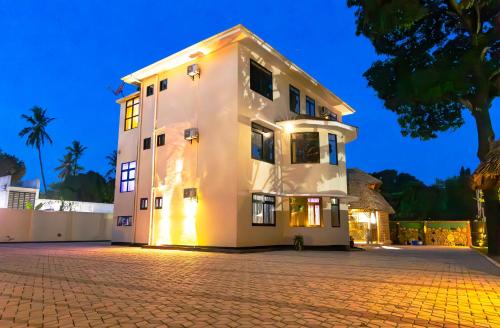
left=183, top=188, right=197, bottom=201
left=184, top=128, right=199, bottom=143
left=187, top=64, right=200, bottom=80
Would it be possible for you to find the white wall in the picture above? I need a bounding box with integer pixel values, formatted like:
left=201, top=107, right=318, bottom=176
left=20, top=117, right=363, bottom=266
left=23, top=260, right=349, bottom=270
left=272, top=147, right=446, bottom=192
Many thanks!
left=35, top=199, right=114, bottom=214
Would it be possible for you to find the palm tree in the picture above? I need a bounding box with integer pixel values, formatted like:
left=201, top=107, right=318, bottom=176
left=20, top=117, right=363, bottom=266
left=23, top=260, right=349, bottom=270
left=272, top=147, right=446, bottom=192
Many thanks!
left=55, top=153, right=73, bottom=180
left=66, top=140, right=87, bottom=175
left=19, top=106, right=54, bottom=192
left=105, top=150, right=117, bottom=179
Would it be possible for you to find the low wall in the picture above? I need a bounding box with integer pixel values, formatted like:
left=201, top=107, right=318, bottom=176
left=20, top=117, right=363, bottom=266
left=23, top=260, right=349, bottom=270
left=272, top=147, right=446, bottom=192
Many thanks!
left=0, top=208, right=113, bottom=242
left=390, top=220, right=471, bottom=246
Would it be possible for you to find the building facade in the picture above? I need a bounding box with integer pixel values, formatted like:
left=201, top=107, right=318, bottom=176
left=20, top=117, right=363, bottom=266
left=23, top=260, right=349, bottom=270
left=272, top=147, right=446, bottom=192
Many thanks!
left=0, top=175, right=39, bottom=210
left=112, top=25, right=358, bottom=247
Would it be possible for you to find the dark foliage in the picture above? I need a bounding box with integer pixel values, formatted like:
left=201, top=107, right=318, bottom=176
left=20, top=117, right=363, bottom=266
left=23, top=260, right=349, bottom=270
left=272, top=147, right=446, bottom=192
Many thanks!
left=0, top=150, right=26, bottom=182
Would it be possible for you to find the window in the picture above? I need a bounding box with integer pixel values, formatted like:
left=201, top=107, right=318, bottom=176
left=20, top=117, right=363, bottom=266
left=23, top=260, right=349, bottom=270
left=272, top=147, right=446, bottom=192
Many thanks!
left=306, top=96, right=315, bottom=116
left=250, top=60, right=273, bottom=100
left=291, top=132, right=320, bottom=164
left=251, top=123, right=274, bottom=164
left=8, top=191, right=36, bottom=209
left=289, top=197, right=322, bottom=227
left=146, top=84, right=154, bottom=97
left=120, top=161, right=136, bottom=192
left=117, top=216, right=133, bottom=226
left=329, top=112, right=338, bottom=121
left=328, top=134, right=338, bottom=165
left=143, top=137, right=151, bottom=150
left=331, top=198, right=340, bottom=227
left=160, top=79, right=168, bottom=91
left=252, top=194, right=276, bottom=226
left=289, top=85, right=300, bottom=114
left=155, top=197, right=163, bottom=209
left=124, top=97, right=139, bottom=131
left=157, top=134, right=165, bottom=147
left=140, top=198, right=148, bottom=210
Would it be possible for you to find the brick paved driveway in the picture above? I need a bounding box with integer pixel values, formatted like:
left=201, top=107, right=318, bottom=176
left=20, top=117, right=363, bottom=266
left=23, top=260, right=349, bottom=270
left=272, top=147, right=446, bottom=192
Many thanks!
left=0, top=243, right=498, bottom=328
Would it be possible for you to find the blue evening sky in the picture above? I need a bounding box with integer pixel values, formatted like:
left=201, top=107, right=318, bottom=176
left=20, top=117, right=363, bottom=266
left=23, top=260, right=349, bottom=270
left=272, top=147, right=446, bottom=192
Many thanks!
left=1, top=1, right=498, bottom=186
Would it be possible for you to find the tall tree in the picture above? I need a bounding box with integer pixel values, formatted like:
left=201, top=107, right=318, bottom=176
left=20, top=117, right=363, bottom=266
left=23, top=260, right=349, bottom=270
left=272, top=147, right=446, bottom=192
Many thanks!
left=65, top=140, right=87, bottom=176
left=19, top=106, right=54, bottom=192
left=0, top=149, right=26, bottom=182
left=54, top=153, right=73, bottom=180
left=348, top=0, right=499, bottom=253
left=105, top=150, right=117, bottom=179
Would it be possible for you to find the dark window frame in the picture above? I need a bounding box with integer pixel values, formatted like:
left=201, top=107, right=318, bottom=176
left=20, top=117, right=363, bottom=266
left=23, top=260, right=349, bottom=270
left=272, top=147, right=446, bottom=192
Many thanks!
left=289, top=85, right=300, bottom=114
left=291, top=132, right=320, bottom=164
left=251, top=123, right=275, bottom=164
left=328, top=134, right=338, bottom=165
left=252, top=193, right=276, bottom=226
left=143, top=137, right=151, bottom=150
left=124, top=97, right=139, bottom=131
left=154, top=197, right=163, bottom=209
left=157, top=134, right=165, bottom=147
left=250, top=59, right=273, bottom=101
left=120, top=161, right=136, bottom=193
left=331, top=198, right=341, bottom=227
left=146, top=84, right=154, bottom=97
left=117, top=216, right=133, bottom=226
left=159, top=79, right=168, bottom=91
left=306, top=96, right=316, bottom=117
left=140, top=198, right=148, bottom=210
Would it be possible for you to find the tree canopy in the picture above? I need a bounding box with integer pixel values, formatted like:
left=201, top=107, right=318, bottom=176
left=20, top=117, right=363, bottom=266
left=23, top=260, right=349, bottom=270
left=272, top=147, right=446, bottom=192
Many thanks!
left=0, top=150, right=26, bottom=182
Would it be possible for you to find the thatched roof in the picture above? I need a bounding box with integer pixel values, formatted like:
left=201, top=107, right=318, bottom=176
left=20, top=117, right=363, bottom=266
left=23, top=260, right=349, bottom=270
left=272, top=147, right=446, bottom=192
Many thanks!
left=472, top=140, right=500, bottom=190
left=347, top=168, right=395, bottom=214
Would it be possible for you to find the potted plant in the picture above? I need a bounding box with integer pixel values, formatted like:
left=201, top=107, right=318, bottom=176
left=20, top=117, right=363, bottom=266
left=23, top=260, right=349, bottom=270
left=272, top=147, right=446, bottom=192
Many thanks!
left=293, top=235, right=304, bottom=251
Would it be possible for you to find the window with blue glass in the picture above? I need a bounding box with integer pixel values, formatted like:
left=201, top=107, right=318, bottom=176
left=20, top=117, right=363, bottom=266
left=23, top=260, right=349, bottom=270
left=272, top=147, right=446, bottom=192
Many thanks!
left=328, top=134, right=338, bottom=165
left=289, top=85, right=300, bottom=114
left=120, top=161, right=136, bottom=192
left=251, top=123, right=274, bottom=164
left=306, top=96, right=315, bottom=117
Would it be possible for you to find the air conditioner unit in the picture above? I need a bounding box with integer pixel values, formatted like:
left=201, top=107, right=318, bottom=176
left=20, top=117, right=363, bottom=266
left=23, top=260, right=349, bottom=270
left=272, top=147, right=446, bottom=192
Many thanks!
left=187, top=64, right=200, bottom=80
left=319, top=106, right=329, bottom=118
left=183, top=188, right=197, bottom=200
left=184, top=128, right=199, bottom=142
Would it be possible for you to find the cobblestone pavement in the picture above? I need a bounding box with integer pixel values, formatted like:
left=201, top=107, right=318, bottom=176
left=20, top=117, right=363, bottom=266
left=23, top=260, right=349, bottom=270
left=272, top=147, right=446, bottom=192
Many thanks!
left=0, top=243, right=499, bottom=328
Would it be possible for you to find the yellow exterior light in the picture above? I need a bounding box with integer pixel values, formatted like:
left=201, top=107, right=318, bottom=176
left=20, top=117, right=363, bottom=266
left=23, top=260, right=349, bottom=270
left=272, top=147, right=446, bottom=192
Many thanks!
left=284, top=122, right=294, bottom=134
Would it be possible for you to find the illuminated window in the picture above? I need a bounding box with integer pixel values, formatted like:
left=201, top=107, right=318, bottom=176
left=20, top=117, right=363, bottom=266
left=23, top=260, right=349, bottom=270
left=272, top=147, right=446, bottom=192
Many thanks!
left=252, top=194, right=275, bottom=226
left=157, top=134, right=165, bottom=147
left=143, top=137, right=151, bottom=150
left=140, top=198, right=148, bottom=210
left=160, top=79, right=168, bottom=91
left=306, top=96, right=315, bottom=117
left=289, top=197, right=322, bottom=227
left=328, top=134, right=338, bottom=165
left=291, top=132, right=320, bottom=164
left=289, top=85, right=300, bottom=114
left=250, top=60, right=273, bottom=100
left=124, top=97, right=139, bottom=131
left=117, top=216, right=133, bottom=226
left=146, top=84, right=154, bottom=97
left=120, top=161, right=136, bottom=192
left=155, top=197, right=163, bottom=209
left=251, top=123, right=274, bottom=164
left=331, top=198, right=340, bottom=227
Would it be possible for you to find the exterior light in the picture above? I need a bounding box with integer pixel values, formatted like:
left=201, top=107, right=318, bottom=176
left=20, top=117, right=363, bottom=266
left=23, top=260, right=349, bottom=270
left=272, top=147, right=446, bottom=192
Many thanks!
left=284, top=122, right=294, bottom=134
left=183, top=188, right=197, bottom=201
left=187, top=64, right=200, bottom=80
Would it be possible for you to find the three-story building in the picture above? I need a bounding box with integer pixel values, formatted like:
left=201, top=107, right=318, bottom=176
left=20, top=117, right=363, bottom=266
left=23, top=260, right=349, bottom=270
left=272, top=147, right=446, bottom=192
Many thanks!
left=112, top=25, right=358, bottom=248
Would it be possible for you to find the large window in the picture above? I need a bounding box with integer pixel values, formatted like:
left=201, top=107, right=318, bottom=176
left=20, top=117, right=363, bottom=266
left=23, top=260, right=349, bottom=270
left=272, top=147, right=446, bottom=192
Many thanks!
left=328, top=134, right=338, bottom=165
left=291, top=132, right=320, bottom=164
left=306, top=96, right=315, bottom=117
left=251, top=123, right=274, bottom=164
left=250, top=60, right=273, bottom=100
left=331, top=198, right=340, bottom=227
left=117, top=216, right=133, bottom=226
left=120, top=161, right=136, bottom=192
left=124, top=97, right=139, bottom=131
left=289, top=85, right=300, bottom=114
left=290, top=197, right=322, bottom=227
left=252, top=194, right=276, bottom=226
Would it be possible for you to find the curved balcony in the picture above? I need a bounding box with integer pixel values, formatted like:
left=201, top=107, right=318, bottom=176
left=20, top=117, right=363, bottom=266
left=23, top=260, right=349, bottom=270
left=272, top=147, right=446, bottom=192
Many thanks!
left=275, top=116, right=358, bottom=143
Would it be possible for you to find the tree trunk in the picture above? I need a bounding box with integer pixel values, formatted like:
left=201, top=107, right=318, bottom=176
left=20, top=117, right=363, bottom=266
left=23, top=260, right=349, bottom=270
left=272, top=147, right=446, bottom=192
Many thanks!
left=471, top=108, right=495, bottom=161
left=484, top=188, right=500, bottom=256
left=37, top=146, right=47, bottom=193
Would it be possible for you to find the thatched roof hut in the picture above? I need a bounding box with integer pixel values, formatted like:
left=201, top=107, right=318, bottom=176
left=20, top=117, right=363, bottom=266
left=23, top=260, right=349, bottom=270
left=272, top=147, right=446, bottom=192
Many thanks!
left=472, top=140, right=500, bottom=190
left=347, top=168, right=395, bottom=214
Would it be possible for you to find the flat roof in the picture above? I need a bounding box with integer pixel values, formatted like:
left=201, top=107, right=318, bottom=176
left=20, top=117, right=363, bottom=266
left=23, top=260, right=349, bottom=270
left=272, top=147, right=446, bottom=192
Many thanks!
left=121, top=24, right=355, bottom=115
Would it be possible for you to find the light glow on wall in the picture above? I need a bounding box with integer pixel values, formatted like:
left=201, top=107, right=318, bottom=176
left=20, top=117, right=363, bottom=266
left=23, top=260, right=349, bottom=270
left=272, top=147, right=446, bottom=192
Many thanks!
left=181, top=198, right=198, bottom=245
